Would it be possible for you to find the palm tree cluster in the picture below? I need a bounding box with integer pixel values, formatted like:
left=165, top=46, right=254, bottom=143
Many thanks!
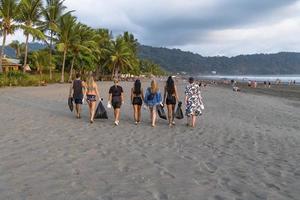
left=0, top=0, right=165, bottom=80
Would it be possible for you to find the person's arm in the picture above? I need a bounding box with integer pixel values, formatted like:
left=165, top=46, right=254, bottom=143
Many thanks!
left=69, top=81, right=73, bottom=98
left=158, top=91, right=162, bottom=104
left=95, top=83, right=100, bottom=100
left=184, top=86, right=188, bottom=105
left=82, top=81, right=86, bottom=98
left=121, top=88, right=124, bottom=103
left=141, top=88, right=144, bottom=101
left=108, top=87, right=112, bottom=103
left=174, top=85, right=179, bottom=102
left=163, top=86, right=166, bottom=104
left=131, top=88, right=134, bottom=103
left=144, top=88, right=148, bottom=105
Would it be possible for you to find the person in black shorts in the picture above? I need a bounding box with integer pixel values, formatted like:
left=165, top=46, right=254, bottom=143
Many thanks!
left=69, top=73, right=85, bottom=118
left=131, top=79, right=144, bottom=125
left=163, top=76, right=179, bottom=127
left=108, top=79, right=124, bottom=126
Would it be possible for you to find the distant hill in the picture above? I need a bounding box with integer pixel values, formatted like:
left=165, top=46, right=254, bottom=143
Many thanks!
left=3, top=43, right=46, bottom=58
left=138, top=45, right=300, bottom=75
left=3, top=43, right=300, bottom=75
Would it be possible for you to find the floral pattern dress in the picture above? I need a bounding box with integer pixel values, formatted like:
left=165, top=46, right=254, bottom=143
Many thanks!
left=185, top=83, right=202, bottom=116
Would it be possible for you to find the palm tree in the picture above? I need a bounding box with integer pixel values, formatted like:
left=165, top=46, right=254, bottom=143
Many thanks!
left=9, top=40, right=21, bottom=58
left=56, top=13, right=76, bottom=82
left=68, top=23, right=96, bottom=82
left=123, top=31, right=138, bottom=54
left=18, top=0, right=45, bottom=73
left=41, top=0, right=67, bottom=80
left=94, top=28, right=111, bottom=78
left=106, top=36, right=134, bottom=79
left=30, top=50, right=50, bottom=84
left=0, top=0, right=19, bottom=73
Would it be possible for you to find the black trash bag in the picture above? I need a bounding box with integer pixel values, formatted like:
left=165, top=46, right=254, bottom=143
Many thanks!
left=175, top=101, right=184, bottom=119
left=68, top=97, right=74, bottom=112
left=156, top=104, right=167, bottom=120
left=94, top=101, right=108, bottom=119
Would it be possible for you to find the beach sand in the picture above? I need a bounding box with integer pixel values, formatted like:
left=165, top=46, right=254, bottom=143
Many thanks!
left=0, top=80, right=299, bottom=200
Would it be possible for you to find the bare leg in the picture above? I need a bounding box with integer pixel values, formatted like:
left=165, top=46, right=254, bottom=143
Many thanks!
left=137, top=105, right=142, bottom=122
left=133, top=105, right=138, bottom=123
left=88, top=102, right=92, bottom=122
left=90, top=102, right=96, bottom=122
left=171, top=104, right=176, bottom=124
left=152, top=108, right=157, bottom=127
left=115, top=108, right=120, bottom=123
left=192, top=115, right=196, bottom=128
left=75, top=104, right=81, bottom=118
left=167, top=104, right=172, bottom=126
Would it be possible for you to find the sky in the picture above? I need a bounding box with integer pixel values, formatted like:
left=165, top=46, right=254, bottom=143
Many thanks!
left=5, top=0, right=300, bottom=56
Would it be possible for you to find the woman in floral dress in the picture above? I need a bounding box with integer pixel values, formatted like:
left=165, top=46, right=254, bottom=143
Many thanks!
left=185, top=77, right=203, bottom=128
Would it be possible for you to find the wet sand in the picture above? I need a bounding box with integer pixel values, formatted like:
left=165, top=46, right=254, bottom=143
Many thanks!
left=0, top=81, right=299, bottom=200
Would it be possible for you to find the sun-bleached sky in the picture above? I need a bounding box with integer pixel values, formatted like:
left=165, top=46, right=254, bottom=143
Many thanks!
left=5, top=0, right=300, bottom=56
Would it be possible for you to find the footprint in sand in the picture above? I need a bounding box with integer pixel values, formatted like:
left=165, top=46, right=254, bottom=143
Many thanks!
left=265, top=182, right=281, bottom=191
left=203, top=161, right=218, bottom=173
left=151, top=190, right=169, bottom=200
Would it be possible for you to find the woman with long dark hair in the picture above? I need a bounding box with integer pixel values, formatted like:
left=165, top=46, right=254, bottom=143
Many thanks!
left=131, top=79, right=144, bottom=124
left=163, top=76, right=179, bottom=127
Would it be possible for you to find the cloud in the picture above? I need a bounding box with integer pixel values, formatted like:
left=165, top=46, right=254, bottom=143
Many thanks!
left=4, top=0, right=300, bottom=56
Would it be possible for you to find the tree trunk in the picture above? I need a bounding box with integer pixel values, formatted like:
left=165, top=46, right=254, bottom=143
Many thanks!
left=111, top=67, right=115, bottom=80
left=68, top=56, right=75, bottom=82
left=39, top=66, right=42, bottom=85
left=49, top=31, right=53, bottom=80
left=61, top=48, right=67, bottom=83
left=16, top=46, right=20, bottom=58
left=23, top=34, right=30, bottom=73
left=0, top=29, right=7, bottom=73
left=114, top=65, right=119, bottom=79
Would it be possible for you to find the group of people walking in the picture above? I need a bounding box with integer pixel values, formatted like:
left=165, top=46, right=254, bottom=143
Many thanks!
left=69, top=74, right=204, bottom=128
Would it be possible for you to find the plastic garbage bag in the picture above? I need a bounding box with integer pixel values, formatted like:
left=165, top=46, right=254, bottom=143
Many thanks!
left=156, top=104, right=167, bottom=120
left=175, top=101, right=184, bottom=119
left=95, top=101, right=108, bottom=119
left=68, top=97, right=74, bottom=112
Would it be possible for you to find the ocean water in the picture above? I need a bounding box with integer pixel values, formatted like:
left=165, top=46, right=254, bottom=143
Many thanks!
left=198, top=75, right=300, bottom=84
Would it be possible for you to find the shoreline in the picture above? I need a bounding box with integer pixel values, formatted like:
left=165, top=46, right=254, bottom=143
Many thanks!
left=215, top=82, right=300, bottom=102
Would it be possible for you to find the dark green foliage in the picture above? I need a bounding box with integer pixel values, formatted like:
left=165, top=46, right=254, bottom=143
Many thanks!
left=138, top=45, right=300, bottom=75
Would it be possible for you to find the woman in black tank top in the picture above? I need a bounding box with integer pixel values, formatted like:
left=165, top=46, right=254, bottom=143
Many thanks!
left=131, top=79, right=144, bottom=124
left=69, top=73, right=85, bottom=118
left=163, top=76, right=179, bottom=127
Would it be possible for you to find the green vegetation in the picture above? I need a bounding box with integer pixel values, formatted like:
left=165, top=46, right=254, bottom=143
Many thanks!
left=138, top=45, right=300, bottom=75
left=0, top=0, right=165, bottom=87
left=0, top=71, right=66, bottom=87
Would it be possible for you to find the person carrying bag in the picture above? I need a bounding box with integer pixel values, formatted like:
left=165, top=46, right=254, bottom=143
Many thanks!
left=144, top=80, right=163, bottom=127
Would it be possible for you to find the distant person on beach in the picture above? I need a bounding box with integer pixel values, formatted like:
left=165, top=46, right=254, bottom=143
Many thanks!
left=268, top=81, right=271, bottom=88
left=69, top=73, right=85, bottom=118
left=163, top=76, right=179, bottom=127
left=144, top=80, right=162, bottom=127
left=86, top=75, right=100, bottom=123
left=185, top=77, right=203, bottom=128
left=264, top=81, right=267, bottom=88
left=108, top=79, right=124, bottom=126
left=131, top=79, right=144, bottom=125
